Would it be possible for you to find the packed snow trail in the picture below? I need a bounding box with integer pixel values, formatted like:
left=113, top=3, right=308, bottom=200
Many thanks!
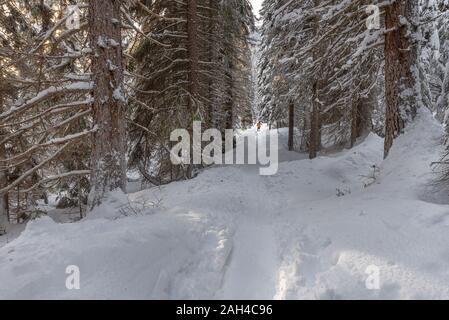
left=2, top=109, right=449, bottom=299
left=220, top=219, right=278, bottom=299
left=217, top=130, right=298, bottom=299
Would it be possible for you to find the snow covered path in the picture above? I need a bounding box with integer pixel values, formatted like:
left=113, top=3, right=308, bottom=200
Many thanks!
left=220, top=218, right=278, bottom=299
left=2, top=109, right=449, bottom=299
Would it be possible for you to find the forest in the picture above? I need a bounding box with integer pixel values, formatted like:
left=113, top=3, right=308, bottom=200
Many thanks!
left=1, top=0, right=449, bottom=300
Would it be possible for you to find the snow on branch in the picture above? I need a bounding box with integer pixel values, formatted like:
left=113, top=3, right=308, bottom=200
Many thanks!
left=0, top=128, right=96, bottom=164
left=21, top=170, right=91, bottom=194
left=0, top=143, right=71, bottom=195
left=0, top=82, right=93, bottom=121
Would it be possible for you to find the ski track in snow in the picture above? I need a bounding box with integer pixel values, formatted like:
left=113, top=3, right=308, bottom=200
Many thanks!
left=2, top=109, right=449, bottom=299
left=220, top=220, right=278, bottom=299
left=218, top=132, right=285, bottom=299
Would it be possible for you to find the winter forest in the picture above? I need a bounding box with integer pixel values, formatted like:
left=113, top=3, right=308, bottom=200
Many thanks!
left=1, top=0, right=449, bottom=300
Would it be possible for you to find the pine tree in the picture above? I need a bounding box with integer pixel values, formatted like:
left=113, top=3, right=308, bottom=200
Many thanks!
left=259, top=0, right=380, bottom=156
left=0, top=1, right=93, bottom=221
left=128, top=0, right=254, bottom=185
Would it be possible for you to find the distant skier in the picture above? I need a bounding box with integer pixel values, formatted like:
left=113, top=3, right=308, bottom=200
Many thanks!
left=257, top=121, right=262, bottom=131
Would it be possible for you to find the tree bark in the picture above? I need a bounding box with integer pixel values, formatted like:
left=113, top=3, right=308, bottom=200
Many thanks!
left=309, top=81, right=321, bottom=159
left=185, top=0, right=199, bottom=178
left=225, top=67, right=234, bottom=131
left=88, top=0, right=127, bottom=209
left=300, top=107, right=310, bottom=152
left=384, top=0, right=418, bottom=158
left=206, top=0, right=217, bottom=129
left=350, top=96, right=360, bottom=148
left=309, top=0, right=322, bottom=159
left=0, top=134, right=8, bottom=226
left=187, top=0, right=199, bottom=114
left=288, top=102, right=294, bottom=151
left=0, top=90, right=8, bottom=226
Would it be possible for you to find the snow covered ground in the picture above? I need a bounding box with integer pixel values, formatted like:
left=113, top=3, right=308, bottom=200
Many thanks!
left=1, top=108, right=449, bottom=299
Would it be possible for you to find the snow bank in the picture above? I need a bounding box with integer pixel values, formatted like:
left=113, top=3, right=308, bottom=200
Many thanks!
left=0, top=198, right=232, bottom=299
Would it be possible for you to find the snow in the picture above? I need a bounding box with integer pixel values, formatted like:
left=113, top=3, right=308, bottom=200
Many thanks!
left=220, top=218, right=278, bottom=299
left=250, top=0, right=263, bottom=19
left=97, top=36, right=108, bottom=49
left=113, top=87, right=126, bottom=103
left=1, top=108, right=449, bottom=299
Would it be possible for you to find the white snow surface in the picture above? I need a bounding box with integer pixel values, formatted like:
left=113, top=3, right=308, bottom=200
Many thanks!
left=1, top=108, right=449, bottom=299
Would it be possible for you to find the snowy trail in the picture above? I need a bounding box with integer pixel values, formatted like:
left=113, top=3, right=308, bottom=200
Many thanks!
left=216, top=131, right=283, bottom=299
left=215, top=128, right=310, bottom=299
left=220, top=218, right=278, bottom=299
left=3, top=110, right=449, bottom=299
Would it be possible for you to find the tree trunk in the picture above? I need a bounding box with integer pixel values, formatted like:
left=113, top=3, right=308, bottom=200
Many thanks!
left=309, top=0, right=322, bottom=159
left=0, top=141, right=8, bottom=227
left=185, top=0, right=199, bottom=178
left=350, top=98, right=359, bottom=148
left=206, top=0, right=217, bottom=129
left=225, top=76, right=234, bottom=131
left=384, top=0, right=418, bottom=158
left=288, top=102, right=294, bottom=151
left=299, top=112, right=308, bottom=152
left=309, top=81, right=321, bottom=159
left=88, top=0, right=127, bottom=209
left=437, top=61, right=449, bottom=130
left=187, top=0, right=199, bottom=114
left=0, top=91, right=8, bottom=226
